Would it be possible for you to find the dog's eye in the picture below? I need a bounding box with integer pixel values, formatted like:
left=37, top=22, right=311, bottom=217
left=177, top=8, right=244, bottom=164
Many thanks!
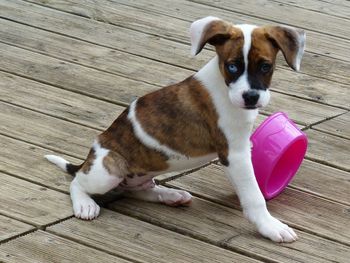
left=227, top=64, right=238, bottom=74
left=260, top=63, right=272, bottom=73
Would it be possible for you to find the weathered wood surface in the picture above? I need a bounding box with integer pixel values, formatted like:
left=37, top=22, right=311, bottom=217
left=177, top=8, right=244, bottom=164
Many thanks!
left=0, top=71, right=124, bottom=131
left=0, top=215, right=34, bottom=242
left=0, top=42, right=156, bottom=106
left=164, top=165, right=350, bottom=245
left=48, top=209, right=260, bottom=263
left=0, top=172, right=72, bottom=226
left=106, top=0, right=350, bottom=62
left=0, top=135, right=77, bottom=192
left=305, top=129, right=350, bottom=171
left=0, top=230, right=130, bottom=263
left=0, top=18, right=190, bottom=88
left=10, top=0, right=349, bottom=109
left=110, top=197, right=350, bottom=263
left=0, top=101, right=98, bottom=157
left=313, top=112, right=350, bottom=140
left=265, top=0, right=350, bottom=19
left=190, top=0, right=350, bottom=39
left=0, top=0, right=349, bottom=262
left=291, top=160, right=350, bottom=205
left=0, top=43, right=345, bottom=126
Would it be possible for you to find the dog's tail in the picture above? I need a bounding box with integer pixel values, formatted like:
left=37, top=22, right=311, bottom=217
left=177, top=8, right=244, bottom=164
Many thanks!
left=44, top=155, right=81, bottom=176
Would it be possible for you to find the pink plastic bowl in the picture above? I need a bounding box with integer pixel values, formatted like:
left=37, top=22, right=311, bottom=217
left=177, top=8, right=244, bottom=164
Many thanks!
left=250, top=112, right=308, bottom=200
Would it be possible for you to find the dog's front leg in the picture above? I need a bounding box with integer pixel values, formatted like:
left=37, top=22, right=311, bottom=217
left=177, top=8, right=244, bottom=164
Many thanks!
left=224, top=148, right=298, bottom=243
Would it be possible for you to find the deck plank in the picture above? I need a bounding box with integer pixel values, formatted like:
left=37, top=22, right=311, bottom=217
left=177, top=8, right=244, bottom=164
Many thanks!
left=0, top=102, right=97, bottom=158
left=0, top=42, right=156, bottom=106
left=312, top=112, right=350, bottom=140
left=165, top=165, right=350, bottom=245
left=306, top=129, right=350, bottom=171
left=0, top=72, right=124, bottom=131
left=11, top=0, right=350, bottom=94
left=48, top=209, right=260, bottom=263
left=190, top=0, right=350, bottom=39
left=0, top=172, right=72, bottom=226
left=109, top=197, right=350, bottom=263
left=107, top=0, right=350, bottom=61
left=0, top=135, right=77, bottom=192
left=0, top=18, right=189, bottom=88
left=1, top=1, right=349, bottom=110
left=271, top=0, right=350, bottom=19
left=0, top=230, right=130, bottom=263
left=291, top=160, right=350, bottom=205
left=0, top=215, right=34, bottom=242
left=1, top=16, right=349, bottom=110
left=0, top=45, right=345, bottom=127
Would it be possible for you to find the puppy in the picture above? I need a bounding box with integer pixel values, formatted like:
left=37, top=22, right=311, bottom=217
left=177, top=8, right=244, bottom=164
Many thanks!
left=46, top=16, right=305, bottom=243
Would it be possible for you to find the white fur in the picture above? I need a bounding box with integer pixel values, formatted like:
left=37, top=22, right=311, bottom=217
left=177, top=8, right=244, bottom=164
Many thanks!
left=190, top=16, right=221, bottom=56
left=58, top=141, right=123, bottom=220
left=295, top=30, right=306, bottom=71
left=195, top=55, right=297, bottom=242
left=74, top=141, right=123, bottom=195
left=71, top=142, right=123, bottom=219
left=125, top=185, right=192, bottom=206
left=45, top=155, right=69, bottom=171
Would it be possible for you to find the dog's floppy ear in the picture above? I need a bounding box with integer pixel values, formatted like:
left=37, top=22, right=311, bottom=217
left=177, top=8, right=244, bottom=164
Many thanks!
left=266, top=25, right=306, bottom=71
left=190, top=16, right=232, bottom=56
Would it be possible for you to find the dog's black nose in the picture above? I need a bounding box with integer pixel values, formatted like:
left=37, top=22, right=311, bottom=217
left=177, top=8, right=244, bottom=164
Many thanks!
left=242, top=90, right=260, bottom=108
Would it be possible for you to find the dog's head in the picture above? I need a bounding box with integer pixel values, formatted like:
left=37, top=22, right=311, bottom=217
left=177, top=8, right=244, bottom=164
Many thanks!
left=191, top=16, right=305, bottom=110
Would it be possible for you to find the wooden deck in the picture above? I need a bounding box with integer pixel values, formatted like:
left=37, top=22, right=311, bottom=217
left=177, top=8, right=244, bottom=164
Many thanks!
left=0, top=0, right=349, bottom=262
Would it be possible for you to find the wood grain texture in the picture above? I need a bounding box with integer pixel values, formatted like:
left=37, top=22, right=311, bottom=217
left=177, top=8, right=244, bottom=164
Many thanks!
left=48, top=209, right=260, bottom=263
left=190, top=0, right=350, bottom=39
left=0, top=230, right=130, bottom=263
left=0, top=135, right=77, bottom=192
left=0, top=42, right=156, bottom=105
left=109, top=197, right=350, bottom=263
left=312, top=112, right=350, bottom=139
left=12, top=0, right=350, bottom=108
left=0, top=102, right=97, bottom=158
left=272, top=0, right=350, bottom=19
left=0, top=215, right=34, bottom=242
left=109, top=0, right=350, bottom=62
left=0, top=72, right=125, bottom=131
left=291, top=160, right=350, bottom=205
left=166, top=165, right=350, bottom=245
left=0, top=18, right=190, bottom=88
left=305, top=129, right=350, bottom=171
left=0, top=44, right=344, bottom=127
left=0, top=172, right=72, bottom=226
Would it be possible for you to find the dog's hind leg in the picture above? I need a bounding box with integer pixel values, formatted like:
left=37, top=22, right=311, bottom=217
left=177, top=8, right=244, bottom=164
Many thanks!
left=126, top=184, right=192, bottom=206
left=70, top=142, right=127, bottom=220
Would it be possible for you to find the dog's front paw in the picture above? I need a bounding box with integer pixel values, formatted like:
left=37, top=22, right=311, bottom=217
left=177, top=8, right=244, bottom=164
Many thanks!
left=73, top=197, right=100, bottom=220
left=257, top=216, right=298, bottom=243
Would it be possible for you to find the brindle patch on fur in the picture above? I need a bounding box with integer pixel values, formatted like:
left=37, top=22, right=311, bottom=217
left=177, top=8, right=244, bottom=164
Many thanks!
left=126, top=173, right=134, bottom=178
left=103, top=150, right=128, bottom=178
left=214, top=28, right=245, bottom=86
left=98, top=108, right=169, bottom=174
left=136, top=76, right=228, bottom=160
left=81, top=148, right=96, bottom=174
left=248, top=28, right=279, bottom=90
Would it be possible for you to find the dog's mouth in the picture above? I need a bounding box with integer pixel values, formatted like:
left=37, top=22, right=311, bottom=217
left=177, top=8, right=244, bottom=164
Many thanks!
left=244, top=105, right=259, bottom=110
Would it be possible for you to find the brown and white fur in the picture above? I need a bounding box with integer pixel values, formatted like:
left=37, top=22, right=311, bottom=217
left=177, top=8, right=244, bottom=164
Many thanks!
left=46, top=16, right=305, bottom=243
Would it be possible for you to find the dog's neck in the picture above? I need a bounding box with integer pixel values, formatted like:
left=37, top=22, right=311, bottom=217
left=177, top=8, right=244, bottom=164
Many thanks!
left=194, top=56, right=259, bottom=126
